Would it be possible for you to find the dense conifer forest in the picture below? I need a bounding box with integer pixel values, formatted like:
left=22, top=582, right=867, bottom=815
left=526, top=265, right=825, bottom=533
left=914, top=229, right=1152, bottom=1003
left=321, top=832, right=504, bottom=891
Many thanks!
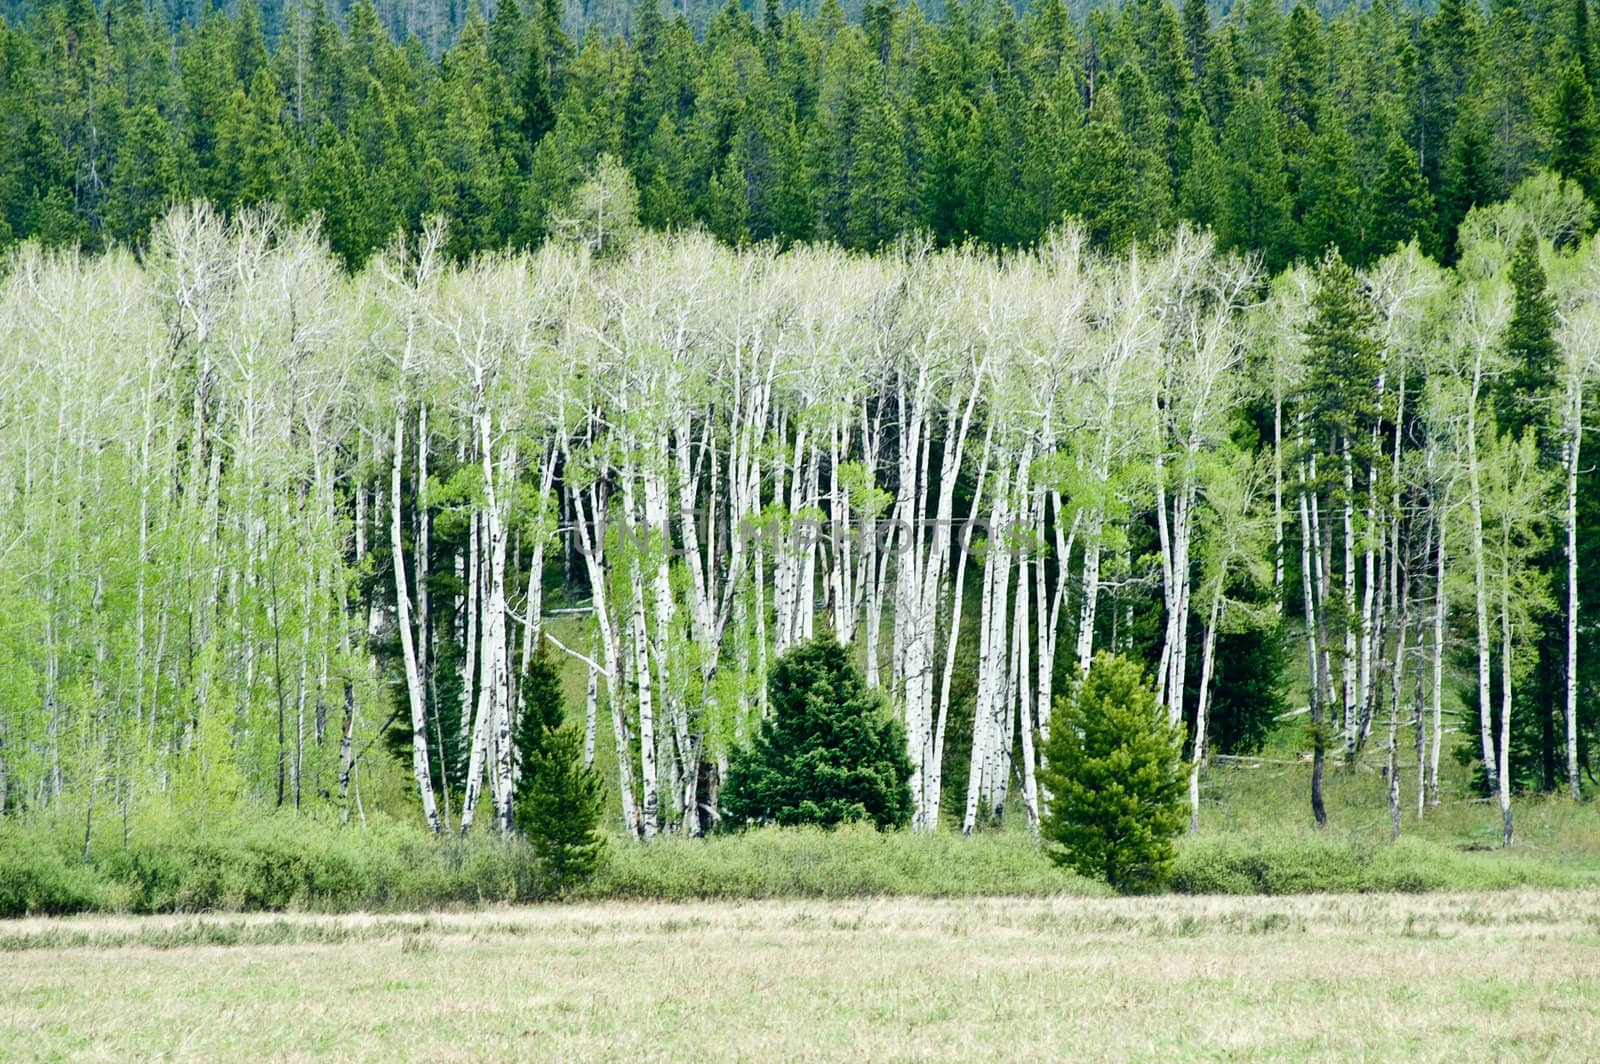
left=2, top=0, right=1596, bottom=269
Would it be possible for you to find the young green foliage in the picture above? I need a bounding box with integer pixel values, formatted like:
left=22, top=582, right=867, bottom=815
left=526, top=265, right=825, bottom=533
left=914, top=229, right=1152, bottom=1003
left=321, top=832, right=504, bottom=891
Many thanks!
left=1040, top=652, right=1186, bottom=894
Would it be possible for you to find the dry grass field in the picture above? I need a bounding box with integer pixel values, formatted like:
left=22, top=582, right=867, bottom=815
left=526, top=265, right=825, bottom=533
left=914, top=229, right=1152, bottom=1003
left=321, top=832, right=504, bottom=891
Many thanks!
left=4, top=890, right=1600, bottom=1061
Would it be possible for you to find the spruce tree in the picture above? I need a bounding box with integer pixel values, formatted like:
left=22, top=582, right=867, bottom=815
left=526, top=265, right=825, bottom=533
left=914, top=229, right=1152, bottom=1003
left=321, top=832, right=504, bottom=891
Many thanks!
left=1365, top=133, right=1436, bottom=261
left=722, top=639, right=913, bottom=830
left=1218, top=83, right=1294, bottom=271
left=1439, top=104, right=1499, bottom=263
left=1039, top=652, right=1186, bottom=894
left=1548, top=59, right=1600, bottom=203
left=513, top=644, right=606, bottom=894
left=1496, top=229, right=1561, bottom=450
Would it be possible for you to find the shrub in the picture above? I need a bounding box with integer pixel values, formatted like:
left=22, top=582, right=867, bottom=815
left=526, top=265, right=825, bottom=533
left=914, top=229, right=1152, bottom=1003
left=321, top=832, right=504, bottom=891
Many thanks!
left=722, top=639, right=913, bottom=830
left=1039, top=652, right=1187, bottom=894
left=0, top=827, right=101, bottom=916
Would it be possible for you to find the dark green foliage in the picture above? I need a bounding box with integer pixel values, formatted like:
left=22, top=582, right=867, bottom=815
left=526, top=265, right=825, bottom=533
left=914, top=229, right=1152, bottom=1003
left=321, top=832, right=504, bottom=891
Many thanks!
left=512, top=645, right=606, bottom=893
left=722, top=639, right=913, bottom=831
left=1302, top=247, right=1383, bottom=467
left=1495, top=229, right=1561, bottom=448
left=1218, top=82, right=1295, bottom=271
left=1366, top=134, right=1436, bottom=261
left=1547, top=59, right=1600, bottom=202
left=1197, top=619, right=1289, bottom=757
left=0, top=0, right=1583, bottom=265
left=1438, top=104, right=1499, bottom=263
left=1039, top=652, right=1187, bottom=894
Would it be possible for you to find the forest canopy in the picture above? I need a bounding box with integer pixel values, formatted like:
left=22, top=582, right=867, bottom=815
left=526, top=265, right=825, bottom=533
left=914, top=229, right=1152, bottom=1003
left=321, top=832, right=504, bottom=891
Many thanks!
left=1, top=0, right=1596, bottom=271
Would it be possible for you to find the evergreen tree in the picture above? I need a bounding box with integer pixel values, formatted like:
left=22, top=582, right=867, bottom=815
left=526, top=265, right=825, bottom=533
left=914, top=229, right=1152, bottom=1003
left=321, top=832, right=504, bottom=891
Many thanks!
left=1303, top=247, right=1382, bottom=467
left=513, top=645, right=606, bottom=893
left=1297, top=112, right=1360, bottom=261
left=722, top=639, right=914, bottom=830
left=1495, top=228, right=1560, bottom=449
left=105, top=104, right=183, bottom=246
left=1365, top=133, right=1436, bottom=262
left=1039, top=652, right=1186, bottom=894
left=1218, top=83, right=1294, bottom=271
left=1547, top=59, right=1600, bottom=202
left=1439, top=103, right=1500, bottom=263
left=213, top=67, right=291, bottom=209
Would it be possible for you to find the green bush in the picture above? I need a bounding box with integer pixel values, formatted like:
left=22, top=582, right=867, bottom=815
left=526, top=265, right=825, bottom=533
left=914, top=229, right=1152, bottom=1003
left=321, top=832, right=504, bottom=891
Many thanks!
left=0, top=827, right=102, bottom=916
left=584, top=823, right=1099, bottom=900
left=1169, top=834, right=1581, bottom=895
left=1040, top=652, right=1187, bottom=894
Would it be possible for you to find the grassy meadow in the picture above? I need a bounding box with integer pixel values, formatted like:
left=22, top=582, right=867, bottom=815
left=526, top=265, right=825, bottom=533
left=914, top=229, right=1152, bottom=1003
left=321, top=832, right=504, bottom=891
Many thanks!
left=5, top=891, right=1600, bottom=1060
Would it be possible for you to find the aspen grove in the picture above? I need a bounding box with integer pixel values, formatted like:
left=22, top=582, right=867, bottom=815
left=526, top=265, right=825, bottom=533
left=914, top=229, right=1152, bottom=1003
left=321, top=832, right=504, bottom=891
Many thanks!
left=4, top=175, right=1600, bottom=847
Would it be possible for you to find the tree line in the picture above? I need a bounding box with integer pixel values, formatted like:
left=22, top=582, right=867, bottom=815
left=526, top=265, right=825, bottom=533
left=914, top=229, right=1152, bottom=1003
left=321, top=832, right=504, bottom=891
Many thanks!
left=4, top=0, right=1600, bottom=271
left=3, top=171, right=1598, bottom=844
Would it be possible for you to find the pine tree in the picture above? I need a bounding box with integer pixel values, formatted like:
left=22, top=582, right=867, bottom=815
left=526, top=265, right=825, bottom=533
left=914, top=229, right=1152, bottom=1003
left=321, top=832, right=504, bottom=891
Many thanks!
left=722, top=639, right=914, bottom=830
left=513, top=645, right=606, bottom=894
left=1439, top=103, right=1499, bottom=263
left=105, top=104, right=183, bottom=246
left=1218, top=83, right=1294, bottom=271
left=1495, top=228, right=1560, bottom=449
left=1297, top=112, right=1360, bottom=261
left=1039, top=652, right=1186, bottom=894
left=213, top=68, right=291, bottom=210
left=1547, top=59, right=1600, bottom=202
left=1365, top=133, right=1436, bottom=261
left=1303, top=247, right=1382, bottom=468
left=843, top=93, right=910, bottom=249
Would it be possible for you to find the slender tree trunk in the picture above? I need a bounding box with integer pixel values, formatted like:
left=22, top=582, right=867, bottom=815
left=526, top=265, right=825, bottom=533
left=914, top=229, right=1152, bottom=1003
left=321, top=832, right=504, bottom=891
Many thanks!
left=390, top=410, right=440, bottom=833
left=1566, top=419, right=1582, bottom=800
left=1190, top=581, right=1224, bottom=833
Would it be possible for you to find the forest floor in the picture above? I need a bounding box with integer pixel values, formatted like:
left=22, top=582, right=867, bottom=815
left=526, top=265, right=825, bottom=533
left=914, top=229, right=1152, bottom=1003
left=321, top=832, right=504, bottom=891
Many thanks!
left=4, top=890, right=1599, bottom=1060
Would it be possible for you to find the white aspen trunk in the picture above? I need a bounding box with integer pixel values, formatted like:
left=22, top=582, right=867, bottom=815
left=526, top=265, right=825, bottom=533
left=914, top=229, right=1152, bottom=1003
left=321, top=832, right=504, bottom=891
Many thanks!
left=1467, top=410, right=1498, bottom=797
left=390, top=411, right=440, bottom=833
left=1076, top=517, right=1102, bottom=677
left=517, top=445, right=559, bottom=680
left=461, top=511, right=479, bottom=749
left=1431, top=500, right=1447, bottom=808
left=457, top=515, right=490, bottom=835
left=930, top=442, right=991, bottom=827
left=963, top=514, right=999, bottom=836
left=415, top=402, right=449, bottom=831
left=1190, top=584, right=1224, bottom=833
left=1498, top=571, right=1515, bottom=847
left=1387, top=580, right=1407, bottom=842
left=584, top=655, right=599, bottom=769
left=481, top=428, right=516, bottom=833
left=964, top=471, right=1013, bottom=834
left=642, top=454, right=695, bottom=834
left=1015, top=539, right=1039, bottom=832
left=1040, top=500, right=1080, bottom=757
left=1566, top=411, right=1583, bottom=800
left=571, top=479, right=640, bottom=836
left=828, top=421, right=854, bottom=644
left=1273, top=392, right=1285, bottom=607
left=1299, top=450, right=1327, bottom=828
left=1342, top=442, right=1358, bottom=759
left=622, top=464, right=660, bottom=840
left=799, top=446, right=821, bottom=644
